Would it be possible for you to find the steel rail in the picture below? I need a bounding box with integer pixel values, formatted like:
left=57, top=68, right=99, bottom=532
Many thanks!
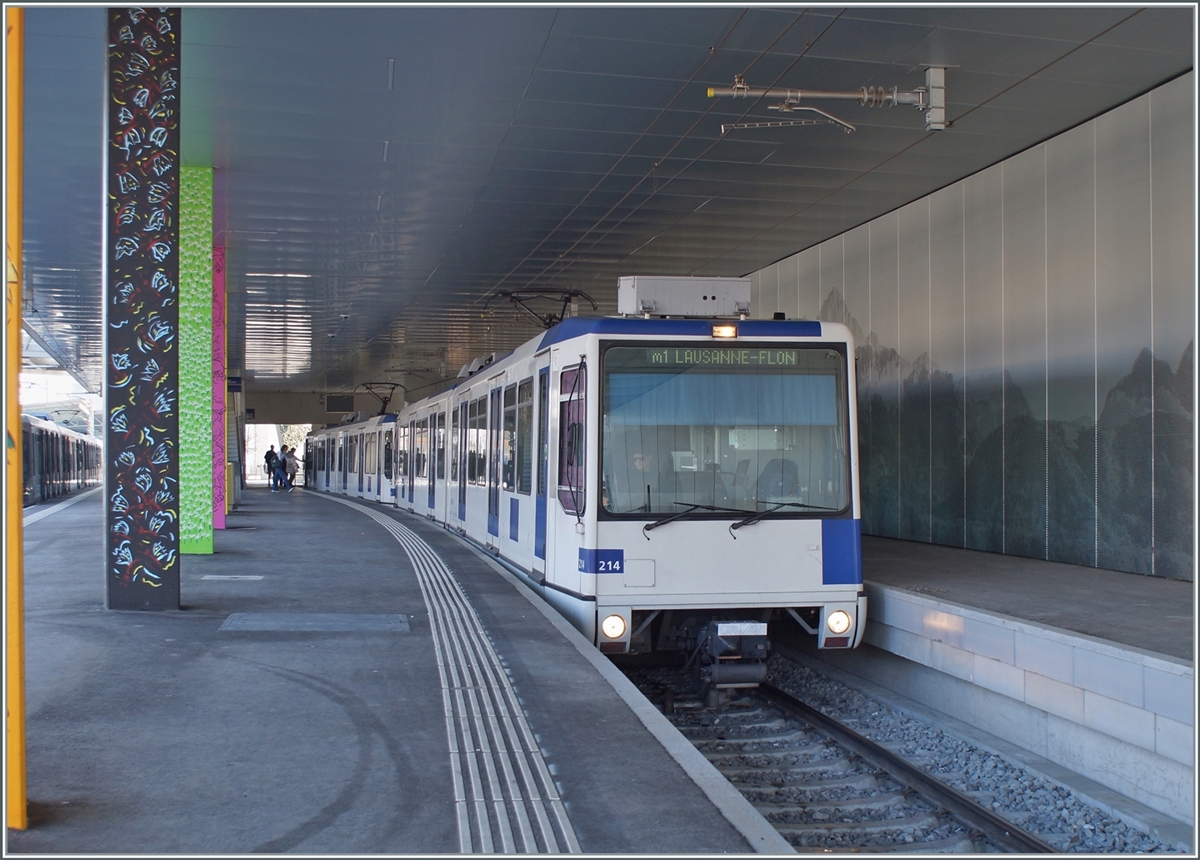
left=757, top=684, right=1057, bottom=854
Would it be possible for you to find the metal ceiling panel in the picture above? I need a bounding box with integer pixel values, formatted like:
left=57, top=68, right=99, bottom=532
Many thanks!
left=18, top=6, right=1194, bottom=399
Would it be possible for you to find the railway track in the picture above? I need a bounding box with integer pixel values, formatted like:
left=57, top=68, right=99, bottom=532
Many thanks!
left=625, top=666, right=1056, bottom=853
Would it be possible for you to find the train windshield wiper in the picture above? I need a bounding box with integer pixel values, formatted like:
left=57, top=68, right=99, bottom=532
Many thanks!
left=730, top=501, right=840, bottom=532
left=642, top=502, right=750, bottom=537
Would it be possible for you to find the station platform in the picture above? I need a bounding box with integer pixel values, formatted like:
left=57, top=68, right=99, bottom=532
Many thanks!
left=12, top=490, right=1193, bottom=851
left=799, top=535, right=1194, bottom=844
left=9, top=488, right=788, bottom=854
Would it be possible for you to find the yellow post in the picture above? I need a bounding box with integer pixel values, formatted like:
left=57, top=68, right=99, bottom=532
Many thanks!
left=5, top=5, right=29, bottom=831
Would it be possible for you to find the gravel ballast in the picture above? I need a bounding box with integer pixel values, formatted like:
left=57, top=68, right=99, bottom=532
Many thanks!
left=768, top=654, right=1182, bottom=853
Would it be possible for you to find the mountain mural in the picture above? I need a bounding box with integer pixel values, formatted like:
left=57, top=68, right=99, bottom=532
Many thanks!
left=825, top=286, right=1194, bottom=581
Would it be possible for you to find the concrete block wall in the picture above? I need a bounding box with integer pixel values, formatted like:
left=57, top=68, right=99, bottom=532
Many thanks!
left=828, top=583, right=1194, bottom=825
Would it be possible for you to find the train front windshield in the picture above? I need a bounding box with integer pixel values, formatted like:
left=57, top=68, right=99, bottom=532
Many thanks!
left=601, top=344, right=849, bottom=517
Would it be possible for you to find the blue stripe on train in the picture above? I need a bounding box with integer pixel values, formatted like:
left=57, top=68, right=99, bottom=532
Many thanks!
left=534, top=496, right=546, bottom=559
left=821, top=519, right=862, bottom=585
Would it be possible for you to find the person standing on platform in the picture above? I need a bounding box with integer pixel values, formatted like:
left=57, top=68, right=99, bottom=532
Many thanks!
left=265, top=445, right=280, bottom=491
left=284, top=446, right=300, bottom=492
left=274, top=445, right=290, bottom=492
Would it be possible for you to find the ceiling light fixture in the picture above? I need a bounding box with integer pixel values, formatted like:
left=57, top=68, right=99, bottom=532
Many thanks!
left=382, top=140, right=390, bottom=162
left=245, top=273, right=313, bottom=278
left=387, top=58, right=395, bottom=91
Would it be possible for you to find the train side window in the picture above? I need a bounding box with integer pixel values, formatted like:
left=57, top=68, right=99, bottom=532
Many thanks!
left=364, top=434, right=377, bottom=476
left=537, top=368, right=549, bottom=499
left=415, top=418, right=428, bottom=478
left=502, top=384, right=517, bottom=491
left=466, top=399, right=477, bottom=484
left=469, top=395, right=487, bottom=486
left=489, top=388, right=502, bottom=523
left=397, top=426, right=408, bottom=479
left=517, top=377, right=533, bottom=495
left=436, top=412, right=446, bottom=480
left=450, top=408, right=459, bottom=483
left=557, top=365, right=586, bottom=514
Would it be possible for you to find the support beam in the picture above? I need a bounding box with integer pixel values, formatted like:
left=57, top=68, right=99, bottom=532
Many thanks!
left=104, top=8, right=182, bottom=609
left=6, top=4, right=28, bottom=831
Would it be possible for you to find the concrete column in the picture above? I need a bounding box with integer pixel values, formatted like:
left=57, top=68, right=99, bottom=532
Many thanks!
left=104, top=8, right=182, bottom=609
left=213, top=246, right=227, bottom=528
left=180, top=166, right=213, bottom=553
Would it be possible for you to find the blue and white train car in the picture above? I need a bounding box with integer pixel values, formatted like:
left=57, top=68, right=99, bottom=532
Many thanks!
left=308, top=278, right=866, bottom=682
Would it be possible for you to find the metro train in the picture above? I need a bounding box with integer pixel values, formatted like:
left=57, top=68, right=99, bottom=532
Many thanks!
left=307, top=278, right=865, bottom=686
left=22, top=413, right=103, bottom=506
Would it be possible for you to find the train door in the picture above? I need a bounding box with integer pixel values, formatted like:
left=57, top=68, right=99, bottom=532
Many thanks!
left=429, top=410, right=444, bottom=514
left=435, top=409, right=448, bottom=522
left=532, top=359, right=550, bottom=579
left=338, top=432, right=347, bottom=493
left=400, top=422, right=410, bottom=503
left=456, top=400, right=468, bottom=523
left=363, top=430, right=376, bottom=500
left=487, top=384, right=502, bottom=541
left=383, top=427, right=395, bottom=505
left=353, top=432, right=362, bottom=496
left=407, top=419, right=416, bottom=505
left=415, top=416, right=428, bottom=509
left=549, top=355, right=588, bottom=595
left=369, top=430, right=375, bottom=498
left=501, top=382, right=516, bottom=545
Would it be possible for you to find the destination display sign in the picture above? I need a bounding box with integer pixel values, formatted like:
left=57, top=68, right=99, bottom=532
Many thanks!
left=646, top=347, right=801, bottom=367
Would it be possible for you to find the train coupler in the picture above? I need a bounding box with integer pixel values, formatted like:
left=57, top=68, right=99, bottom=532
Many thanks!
left=696, top=620, right=770, bottom=689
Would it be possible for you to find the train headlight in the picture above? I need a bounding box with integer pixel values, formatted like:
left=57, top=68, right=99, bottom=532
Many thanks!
left=711, top=324, right=738, bottom=339
left=826, top=610, right=852, bottom=635
left=601, top=614, right=627, bottom=640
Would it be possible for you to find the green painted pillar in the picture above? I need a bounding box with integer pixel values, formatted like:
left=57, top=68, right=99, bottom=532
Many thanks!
left=180, top=167, right=214, bottom=554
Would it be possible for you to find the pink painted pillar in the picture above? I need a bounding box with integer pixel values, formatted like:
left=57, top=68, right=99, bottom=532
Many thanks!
left=212, top=246, right=227, bottom=528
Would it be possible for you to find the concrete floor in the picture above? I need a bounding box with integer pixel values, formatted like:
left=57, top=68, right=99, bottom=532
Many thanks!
left=9, top=489, right=762, bottom=854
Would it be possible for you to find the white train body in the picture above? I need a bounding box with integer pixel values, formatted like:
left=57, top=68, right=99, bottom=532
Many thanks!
left=307, top=314, right=865, bottom=661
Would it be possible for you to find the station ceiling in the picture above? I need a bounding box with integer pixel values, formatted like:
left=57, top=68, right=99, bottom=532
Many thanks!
left=20, top=5, right=1195, bottom=402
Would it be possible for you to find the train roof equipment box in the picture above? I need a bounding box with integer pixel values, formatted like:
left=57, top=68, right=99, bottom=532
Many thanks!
left=617, top=275, right=751, bottom=318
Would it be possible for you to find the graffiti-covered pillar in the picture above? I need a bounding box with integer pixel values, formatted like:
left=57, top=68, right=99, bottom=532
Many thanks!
left=104, top=8, right=182, bottom=610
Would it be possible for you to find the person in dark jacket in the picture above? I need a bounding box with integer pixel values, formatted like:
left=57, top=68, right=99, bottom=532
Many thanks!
left=265, top=445, right=280, bottom=491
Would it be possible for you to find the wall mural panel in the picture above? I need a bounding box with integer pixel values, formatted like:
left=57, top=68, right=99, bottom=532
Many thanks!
left=1002, top=149, right=1049, bottom=561
left=105, top=7, right=182, bottom=609
left=179, top=166, right=213, bottom=554
left=928, top=185, right=966, bottom=547
left=751, top=74, right=1194, bottom=581
left=1095, top=100, right=1155, bottom=576
left=1045, top=122, right=1097, bottom=567
left=213, top=246, right=227, bottom=529
left=867, top=213, right=901, bottom=541
left=962, top=169, right=1004, bottom=555
left=1149, top=77, right=1196, bottom=581
left=897, top=202, right=932, bottom=544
